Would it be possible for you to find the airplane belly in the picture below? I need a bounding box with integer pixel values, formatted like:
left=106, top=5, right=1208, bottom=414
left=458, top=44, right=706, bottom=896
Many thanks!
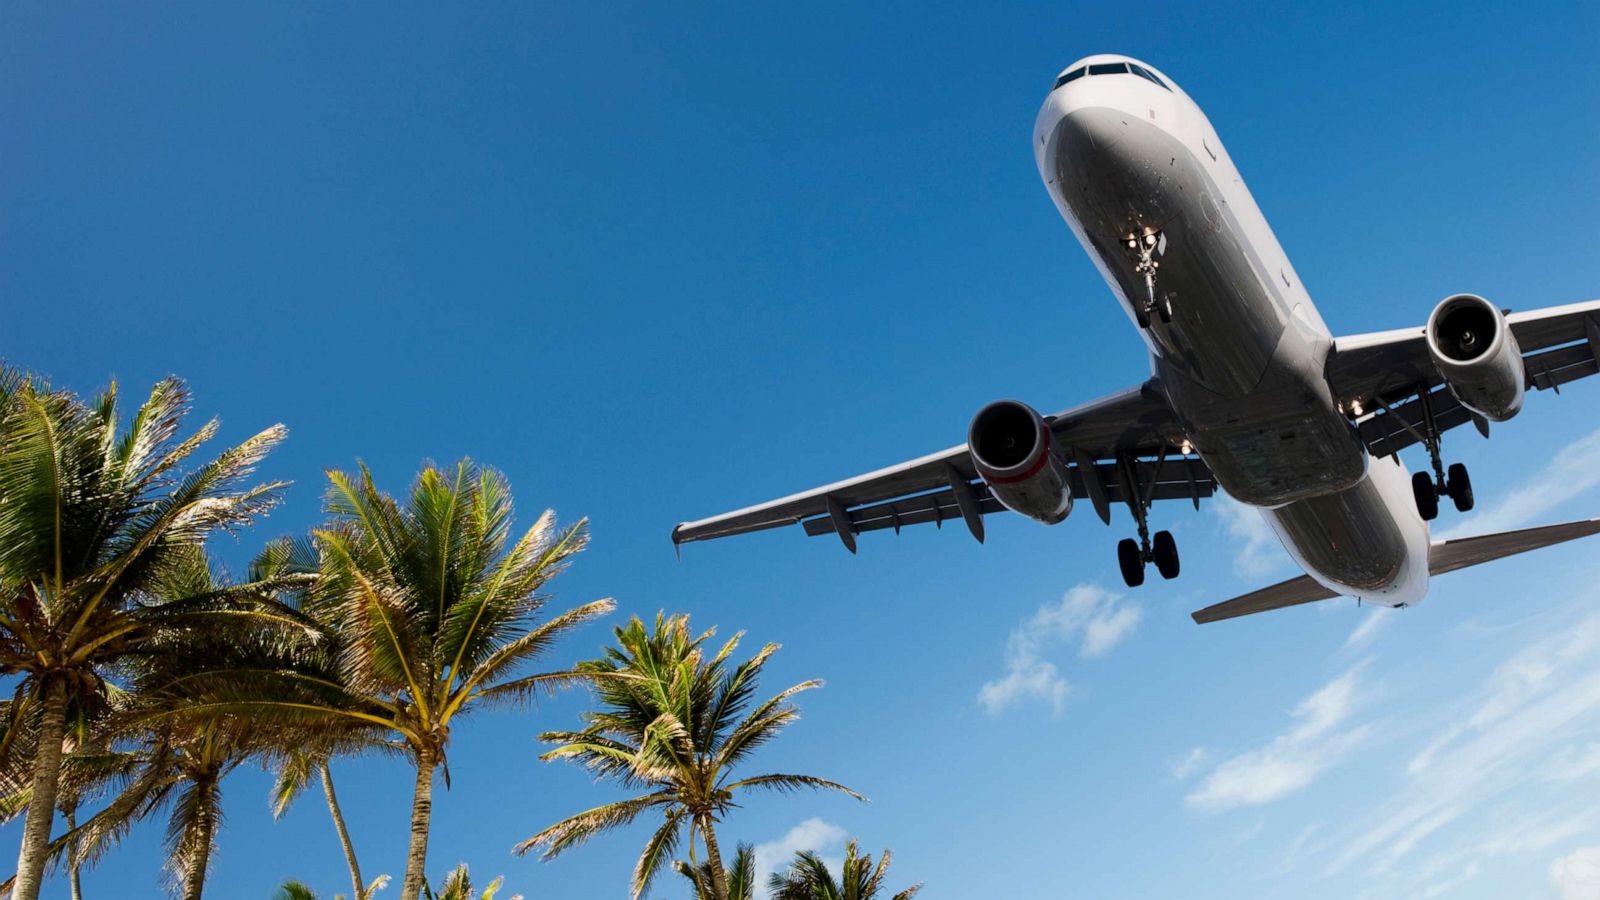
left=1260, top=456, right=1430, bottom=605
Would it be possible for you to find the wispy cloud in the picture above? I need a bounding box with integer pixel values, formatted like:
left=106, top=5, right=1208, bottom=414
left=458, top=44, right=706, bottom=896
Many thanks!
left=1440, top=425, right=1600, bottom=539
left=1550, top=845, right=1600, bottom=900
left=753, top=818, right=847, bottom=890
left=1169, top=746, right=1210, bottom=780
left=1317, top=611, right=1600, bottom=884
left=977, top=584, right=1141, bottom=717
left=1212, top=495, right=1288, bottom=579
left=1342, top=609, right=1393, bottom=651
left=1186, top=665, right=1369, bottom=811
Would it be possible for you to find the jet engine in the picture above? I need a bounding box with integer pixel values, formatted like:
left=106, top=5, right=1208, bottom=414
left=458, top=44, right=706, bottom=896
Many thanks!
left=1425, top=293, right=1525, bottom=422
left=967, top=400, right=1074, bottom=524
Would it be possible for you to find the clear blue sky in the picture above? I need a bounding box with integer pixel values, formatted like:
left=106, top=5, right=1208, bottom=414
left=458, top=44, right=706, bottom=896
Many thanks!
left=5, top=2, right=1600, bottom=898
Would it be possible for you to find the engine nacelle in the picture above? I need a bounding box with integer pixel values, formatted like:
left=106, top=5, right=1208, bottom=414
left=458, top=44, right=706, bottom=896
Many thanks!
left=968, top=400, right=1074, bottom=524
left=1426, top=293, right=1525, bottom=422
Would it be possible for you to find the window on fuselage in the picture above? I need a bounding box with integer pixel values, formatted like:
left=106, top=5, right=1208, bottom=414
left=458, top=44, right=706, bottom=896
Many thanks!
left=1054, top=67, right=1086, bottom=88
left=1087, top=62, right=1129, bottom=76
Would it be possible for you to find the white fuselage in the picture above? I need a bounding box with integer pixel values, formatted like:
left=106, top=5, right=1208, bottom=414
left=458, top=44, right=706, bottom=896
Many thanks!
left=1033, top=55, right=1431, bottom=606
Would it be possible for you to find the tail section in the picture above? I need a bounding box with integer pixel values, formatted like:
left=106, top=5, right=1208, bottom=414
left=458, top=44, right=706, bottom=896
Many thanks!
left=1192, top=517, right=1600, bottom=624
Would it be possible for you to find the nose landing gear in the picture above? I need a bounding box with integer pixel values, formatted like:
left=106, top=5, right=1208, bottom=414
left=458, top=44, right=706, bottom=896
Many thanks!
left=1126, top=230, right=1172, bottom=329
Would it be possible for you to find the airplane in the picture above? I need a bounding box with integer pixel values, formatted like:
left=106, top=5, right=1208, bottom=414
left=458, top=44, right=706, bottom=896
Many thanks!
left=671, top=54, right=1600, bottom=624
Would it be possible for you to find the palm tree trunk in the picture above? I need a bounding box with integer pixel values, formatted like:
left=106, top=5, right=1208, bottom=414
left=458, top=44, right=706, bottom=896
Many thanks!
left=64, top=805, right=82, bottom=900
left=12, top=677, right=68, bottom=900
left=399, top=748, right=436, bottom=900
left=180, top=777, right=219, bottom=900
left=699, top=815, right=731, bottom=900
left=319, top=762, right=366, bottom=900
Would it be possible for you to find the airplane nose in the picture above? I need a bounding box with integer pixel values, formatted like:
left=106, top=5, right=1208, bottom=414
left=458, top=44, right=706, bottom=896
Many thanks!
left=1052, top=106, right=1132, bottom=155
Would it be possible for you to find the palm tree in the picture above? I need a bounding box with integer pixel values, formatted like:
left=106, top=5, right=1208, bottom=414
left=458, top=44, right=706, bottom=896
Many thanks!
left=25, top=547, right=320, bottom=900
left=518, top=613, right=863, bottom=900
left=675, top=843, right=755, bottom=900
left=768, top=841, right=922, bottom=900
left=0, top=370, right=288, bottom=900
left=422, top=863, right=519, bottom=900
left=271, top=748, right=373, bottom=900
left=272, top=874, right=389, bottom=900
left=168, top=461, right=614, bottom=900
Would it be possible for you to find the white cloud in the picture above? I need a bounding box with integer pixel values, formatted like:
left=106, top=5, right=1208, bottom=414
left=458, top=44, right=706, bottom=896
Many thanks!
left=1342, top=609, right=1393, bottom=651
left=1318, top=612, right=1600, bottom=882
left=1186, top=665, right=1369, bottom=811
left=977, top=584, right=1141, bottom=716
left=1546, top=743, right=1600, bottom=783
left=753, top=818, right=847, bottom=891
left=1440, top=426, right=1600, bottom=539
left=1169, top=746, right=1210, bottom=780
left=1551, top=846, right=1600, bottom=900
left=1212, top=495, right=1288, bottom=578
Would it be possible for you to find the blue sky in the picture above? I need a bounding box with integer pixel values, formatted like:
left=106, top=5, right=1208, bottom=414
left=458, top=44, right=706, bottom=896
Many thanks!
left=4, top=2, right=1600, bottom=898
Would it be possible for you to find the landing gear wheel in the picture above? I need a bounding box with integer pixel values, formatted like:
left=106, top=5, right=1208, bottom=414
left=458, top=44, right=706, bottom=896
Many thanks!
left=1447, top=463, right=1474, bottom=512
left=1152, top=530, right=1180, bottom=580
left=1134, top=303, right=1151, bottom=329
left=1156, top=294, right=1173, bottom=324
left=1412, top=471, right=1439, bottom=521
left=1117, top=537, right=1145, bottom=588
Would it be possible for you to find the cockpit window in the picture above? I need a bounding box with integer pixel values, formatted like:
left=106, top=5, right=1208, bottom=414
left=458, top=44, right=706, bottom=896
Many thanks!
left=1053, top=67, right=1086, bottom=88
left=1128, top=63, right=1172, bottom=91
left=1054, top=60, right=1173, bottom=91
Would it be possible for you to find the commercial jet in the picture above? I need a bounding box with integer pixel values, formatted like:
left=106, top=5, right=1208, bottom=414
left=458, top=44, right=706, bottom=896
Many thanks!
left=672, top=54, right=1600, bottom=624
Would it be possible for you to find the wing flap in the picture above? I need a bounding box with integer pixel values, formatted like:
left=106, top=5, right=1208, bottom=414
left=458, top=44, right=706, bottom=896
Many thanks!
left=801, top=457, right=1216, bottom=538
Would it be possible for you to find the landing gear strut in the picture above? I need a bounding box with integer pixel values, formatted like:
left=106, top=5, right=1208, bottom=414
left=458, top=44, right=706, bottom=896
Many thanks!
left=1126, top=230, right=1172, bottom=329
left=1407, top=388, right=1474, bottom=521
left=1114, top=452, right=1180, bottom=588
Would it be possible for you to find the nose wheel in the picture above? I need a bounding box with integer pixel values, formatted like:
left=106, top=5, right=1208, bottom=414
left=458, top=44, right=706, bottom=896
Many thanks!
left=1403, top=388, right=1476, bottom=521
left=1126, top=230, right=1172, bottom=329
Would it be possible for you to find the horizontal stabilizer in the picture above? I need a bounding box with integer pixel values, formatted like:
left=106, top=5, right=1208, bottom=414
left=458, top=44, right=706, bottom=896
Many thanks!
left=1192, top=517, right=1600, bottom=624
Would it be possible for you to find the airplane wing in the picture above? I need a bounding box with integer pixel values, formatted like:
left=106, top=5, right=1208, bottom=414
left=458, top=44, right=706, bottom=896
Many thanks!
left=1191, top=516, right=1600, bottom=623
left=672, top=380, right=1214, bottom=552
left=1328, top=299, right=1600, bottom=457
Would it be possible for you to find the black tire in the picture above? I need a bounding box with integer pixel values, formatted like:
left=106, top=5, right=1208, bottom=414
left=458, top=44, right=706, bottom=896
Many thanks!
left=1412, top=471, right=1439, bottom=521
left=1157, top=294, right=1173, bottom=324
left=1447, top=463, right=1474, bottom=512
left=1117, top=538, right=1145, bottom=588
left=1134, top=302, right=1151, bottom=329
left=1153, top=530, right=1180, bottom=579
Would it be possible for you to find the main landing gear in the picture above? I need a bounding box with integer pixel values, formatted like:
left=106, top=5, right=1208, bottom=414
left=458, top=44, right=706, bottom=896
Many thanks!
left=1408, top=388, right=1474, bottom=521
left=1127, top=230, right=1172, bottom=329
left=1114, top=453, right=1180, bottom=588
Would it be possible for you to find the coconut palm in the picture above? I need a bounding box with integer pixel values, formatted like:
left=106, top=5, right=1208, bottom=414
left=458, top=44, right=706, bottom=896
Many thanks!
left=518, top=613, right=863, bottom=900
left=675, top=843, right=755, bottom=900
left=0, top=370, right=288, bottom=900
left=15, top=547, right=320, bottom=900
left=272, top=874, right=389, bottom=900
left=768, top=840, right=921, bottom=900
left=271, top=748, right=373, bottom=900
left=167, top=461, right=614, bottom=900
left=422, top=863, right=519, bottom=900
